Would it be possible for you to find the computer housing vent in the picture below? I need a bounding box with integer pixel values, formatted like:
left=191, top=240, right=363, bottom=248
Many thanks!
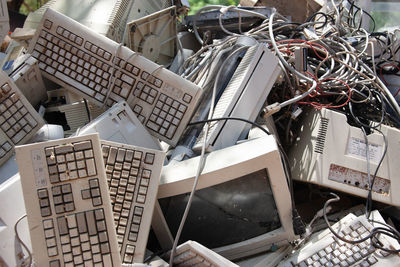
left=314, top=117, right=329, bottom=154
left=107, top=0, right=132, bottom=43
left=203, top=45, right=257, bottom=142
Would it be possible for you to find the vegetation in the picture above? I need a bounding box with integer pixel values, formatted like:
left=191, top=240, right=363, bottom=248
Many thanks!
left=188, top=0, right=240, bottom=15
left=19, top=0, right=46, bottom=15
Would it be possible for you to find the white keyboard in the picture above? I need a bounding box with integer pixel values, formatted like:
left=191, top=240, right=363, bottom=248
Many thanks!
left=101, top=140, right=165, bottom=263
left=279, top=212, right=400, bottom=267
left=28, top=8, right=203, bottom=146
left=171, top=241, right=239, bottom=267
left=15, top=134, right=121, bottom=267
left=0, top=70, right=44, bottom=166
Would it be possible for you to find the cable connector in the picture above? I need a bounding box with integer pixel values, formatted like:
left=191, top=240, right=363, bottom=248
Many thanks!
left=220, top=6, right=233, bottom=15
left=262, top=102, right=281, bottom=118
left=291, top=107, right=303, bottom=120
left=292, top=208, right=306, bottom=235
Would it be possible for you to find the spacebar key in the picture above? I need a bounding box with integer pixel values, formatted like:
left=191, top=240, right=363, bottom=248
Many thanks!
left=55, top=71, right=96, bottom=98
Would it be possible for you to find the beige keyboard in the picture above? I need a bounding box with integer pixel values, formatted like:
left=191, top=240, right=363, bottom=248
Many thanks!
left=101, top=140, right=165, bottom=263
left=15, top=134, right=121, bottom=267
left=172, top=241, right=239, bottom=267
left=279, top=212, right=400, bottom=267
left=0, top=70, right=44, bottom=166
left=28, top=8, right=203, bottom=146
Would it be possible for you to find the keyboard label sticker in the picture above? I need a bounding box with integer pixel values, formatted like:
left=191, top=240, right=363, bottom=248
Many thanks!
left=346, top=137, right=383, bottom=163
left=32, top=149, right=47, bottom=187
left=328, top=164, right=390, bottom=194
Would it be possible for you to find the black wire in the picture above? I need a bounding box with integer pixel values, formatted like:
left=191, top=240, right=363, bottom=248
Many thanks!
left=351, top=3, right=376, bottom=32
left=323, top=193, right=400, bottom=252
left=188, top=117, right=271, bottom=135
left=365, top=128, right=388, bottom=218
left=306, top=12, right=334, bottom=30
left=348, top=93, right=385, bottom=130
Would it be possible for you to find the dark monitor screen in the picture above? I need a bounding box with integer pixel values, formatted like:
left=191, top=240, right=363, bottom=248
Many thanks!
left=158, top=169, right=281, bottom=248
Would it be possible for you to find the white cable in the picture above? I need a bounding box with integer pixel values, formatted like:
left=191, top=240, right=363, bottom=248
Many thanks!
left=265, top=11, right=318, bottom=113
left=15, top=215, right=32, bottom=267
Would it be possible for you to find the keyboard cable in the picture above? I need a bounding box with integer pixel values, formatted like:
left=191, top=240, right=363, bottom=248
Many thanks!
left=323, top=192, right=400, bottom=253
left=14, top=214, right=32, bottom=267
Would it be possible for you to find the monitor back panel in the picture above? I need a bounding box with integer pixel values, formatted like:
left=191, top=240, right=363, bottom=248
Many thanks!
left=101, top=140, right=165, bottom=263
left=28, top=8, right=202, bottom=146
left=289, top=108, right=400, bottom=206
left=0, top=71, right=45, bottom=167
left=9, top=55, right=48, bottom=108
left=15, top=134, right=121, bottom=267
left=78, top=101, right=161, bottom=151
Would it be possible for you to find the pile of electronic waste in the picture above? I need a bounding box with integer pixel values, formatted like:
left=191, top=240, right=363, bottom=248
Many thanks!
left=1, top=0, right=400, bottom=266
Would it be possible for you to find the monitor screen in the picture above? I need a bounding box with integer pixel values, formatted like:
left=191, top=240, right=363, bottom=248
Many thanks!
left=159, top=169, right=281, bottom=248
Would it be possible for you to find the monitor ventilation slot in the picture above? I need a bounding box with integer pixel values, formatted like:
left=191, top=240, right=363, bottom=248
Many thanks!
left=314, top=117, right=329, bottom=154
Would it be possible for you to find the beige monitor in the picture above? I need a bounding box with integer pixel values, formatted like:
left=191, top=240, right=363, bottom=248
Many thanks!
left=152, top=135, right=297, bottom=260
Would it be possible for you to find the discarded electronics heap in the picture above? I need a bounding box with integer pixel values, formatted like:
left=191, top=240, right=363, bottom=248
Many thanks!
left=1, top=0, right=400, bottom=266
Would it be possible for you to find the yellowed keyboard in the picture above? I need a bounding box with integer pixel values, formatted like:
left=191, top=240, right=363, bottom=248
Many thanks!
left=101, top=140, right=165, bottom=263
left=0, top=70, right=44, bottom=166
left=15, top=134, right=121, bottom=267
left=28, top=8, right=202, bottom=146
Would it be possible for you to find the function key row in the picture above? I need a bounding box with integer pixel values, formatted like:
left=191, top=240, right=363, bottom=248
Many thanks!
left=56, top=26, right=83, bottom=46
left=84, top=41, right=112, bottom=61
left=116, top=57, right=140, bottom=76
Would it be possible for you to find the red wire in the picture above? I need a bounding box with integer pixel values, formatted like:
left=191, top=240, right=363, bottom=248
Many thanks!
left=298, top=77, right=352, bottom=109
left=276, top=39, right=329, bottom=60
left=379, top=63, right=400, bottom=85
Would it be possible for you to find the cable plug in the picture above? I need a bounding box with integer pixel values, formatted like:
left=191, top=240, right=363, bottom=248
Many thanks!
left=262, top=102, right=281, bottom=118
left=292, top=208, right=306, bottom=236
left=220, top=6, right=234, bottom=15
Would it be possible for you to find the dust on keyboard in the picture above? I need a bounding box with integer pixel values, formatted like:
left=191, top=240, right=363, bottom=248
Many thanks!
left=15, top=134, right=121, bottom=267
left=0, top=71, right=44, bottom=166
left=101, top=140, right=165, bottom=263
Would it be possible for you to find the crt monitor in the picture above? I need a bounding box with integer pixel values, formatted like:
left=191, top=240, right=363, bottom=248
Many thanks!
left=151, top=135, right=297, bottom=260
